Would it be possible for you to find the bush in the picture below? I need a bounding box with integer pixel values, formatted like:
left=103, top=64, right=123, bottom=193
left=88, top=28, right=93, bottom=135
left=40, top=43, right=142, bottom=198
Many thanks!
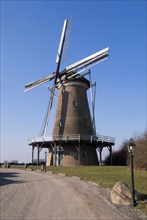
left=105, top=141, right=128, bottom=165
left=131, top=132, right=147, bottom=170
left=104, top=131, right=147, bottom=170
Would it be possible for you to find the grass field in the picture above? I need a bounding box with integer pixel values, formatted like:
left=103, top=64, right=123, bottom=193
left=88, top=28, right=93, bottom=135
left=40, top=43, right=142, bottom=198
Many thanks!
left=45, top=166, right=146, bottom=193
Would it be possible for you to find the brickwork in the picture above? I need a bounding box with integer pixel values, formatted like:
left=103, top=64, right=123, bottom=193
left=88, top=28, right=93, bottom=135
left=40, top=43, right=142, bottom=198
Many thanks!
left=52, top=78, right=93, bottom=136
left=51, top=78, right=98, bottom=165
left=60, top=143, right=98, bottom=166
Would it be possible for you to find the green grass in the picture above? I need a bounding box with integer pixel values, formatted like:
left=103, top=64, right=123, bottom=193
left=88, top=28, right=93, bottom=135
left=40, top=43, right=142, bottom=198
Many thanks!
left=45, top=166, right=146, bottom=193
left=26, top=165, right=146, bottom=194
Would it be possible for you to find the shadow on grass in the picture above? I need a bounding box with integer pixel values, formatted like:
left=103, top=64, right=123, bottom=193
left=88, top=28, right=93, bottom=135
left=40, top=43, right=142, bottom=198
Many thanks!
left=0, top=171, right=24, bottom=186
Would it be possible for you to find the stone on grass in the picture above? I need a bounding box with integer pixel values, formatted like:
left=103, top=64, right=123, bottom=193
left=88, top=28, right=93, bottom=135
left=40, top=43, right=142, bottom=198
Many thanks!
left=111, top=181, right=139, bottom=206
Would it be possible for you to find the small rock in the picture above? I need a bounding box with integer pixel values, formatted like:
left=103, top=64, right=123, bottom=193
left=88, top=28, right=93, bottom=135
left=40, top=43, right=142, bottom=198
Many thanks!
left=58, top=173, right=66, bottom=176
left=88, top=181, right=99, bottom=187
left=47, top=171, right=54, bottom=174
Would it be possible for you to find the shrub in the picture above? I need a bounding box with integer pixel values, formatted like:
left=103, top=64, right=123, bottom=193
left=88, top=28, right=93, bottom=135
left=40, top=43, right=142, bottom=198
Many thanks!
left=105, top=141, right=128, bottom=165
left=104, top=131, right=147, bottom=170
left=131, top=132, right=147, bottom=170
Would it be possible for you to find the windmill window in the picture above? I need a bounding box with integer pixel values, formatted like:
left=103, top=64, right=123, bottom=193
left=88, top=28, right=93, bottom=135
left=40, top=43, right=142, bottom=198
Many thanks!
left=73, top=101, right=78, bottom=107
left=59, top=120, right=62, bottom=128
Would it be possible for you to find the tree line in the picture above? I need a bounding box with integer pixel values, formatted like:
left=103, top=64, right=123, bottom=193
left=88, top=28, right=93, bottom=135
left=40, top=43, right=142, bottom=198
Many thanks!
left=104, top=131, right=147, bottom=170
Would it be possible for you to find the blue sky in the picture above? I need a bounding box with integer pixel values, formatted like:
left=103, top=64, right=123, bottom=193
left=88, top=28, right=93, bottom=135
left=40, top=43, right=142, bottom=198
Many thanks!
left=1, top=0, right=146, bottom=163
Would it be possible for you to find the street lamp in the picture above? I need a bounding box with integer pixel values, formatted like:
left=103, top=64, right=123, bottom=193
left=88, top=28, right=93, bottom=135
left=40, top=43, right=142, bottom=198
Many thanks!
left=127, top=138, right=136, bottom=207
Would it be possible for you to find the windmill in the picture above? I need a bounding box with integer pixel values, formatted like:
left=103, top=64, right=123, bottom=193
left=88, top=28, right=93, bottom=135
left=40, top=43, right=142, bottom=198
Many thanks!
left=25, top=19, right=115, bottom=166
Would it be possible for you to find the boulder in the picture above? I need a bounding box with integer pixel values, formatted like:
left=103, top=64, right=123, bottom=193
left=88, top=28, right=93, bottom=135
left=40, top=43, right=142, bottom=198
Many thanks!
left=111, top=181, right=139, bottom=206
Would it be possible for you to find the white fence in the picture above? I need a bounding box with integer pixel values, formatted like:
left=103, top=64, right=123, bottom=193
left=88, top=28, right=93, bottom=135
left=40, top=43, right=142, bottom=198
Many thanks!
left=28, top=134, right=115, bottom=145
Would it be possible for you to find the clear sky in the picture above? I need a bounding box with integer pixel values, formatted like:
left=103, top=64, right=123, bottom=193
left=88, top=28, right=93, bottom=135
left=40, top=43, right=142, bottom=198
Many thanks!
left=1, top=0, right=146, bottom=163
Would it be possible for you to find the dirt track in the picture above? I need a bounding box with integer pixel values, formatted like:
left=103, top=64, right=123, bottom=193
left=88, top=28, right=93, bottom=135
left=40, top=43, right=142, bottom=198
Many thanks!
left=0, top=169, right=145, bottom=220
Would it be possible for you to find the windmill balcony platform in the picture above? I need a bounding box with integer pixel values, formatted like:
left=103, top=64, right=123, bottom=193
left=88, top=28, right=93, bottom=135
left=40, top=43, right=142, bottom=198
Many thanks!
left=28, top=134, right=115, bottom=147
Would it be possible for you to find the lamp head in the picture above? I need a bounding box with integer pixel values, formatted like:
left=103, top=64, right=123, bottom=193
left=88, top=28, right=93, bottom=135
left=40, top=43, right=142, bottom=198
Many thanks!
left=127, top=138, right=136, bottom=154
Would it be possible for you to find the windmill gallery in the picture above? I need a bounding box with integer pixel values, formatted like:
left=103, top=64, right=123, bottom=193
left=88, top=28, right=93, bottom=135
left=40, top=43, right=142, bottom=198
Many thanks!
left=24, top=19, right=115, bottom=166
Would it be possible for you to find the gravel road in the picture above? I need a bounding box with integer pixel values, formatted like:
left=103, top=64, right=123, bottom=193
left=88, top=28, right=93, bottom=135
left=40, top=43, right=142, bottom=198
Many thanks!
left=0, top=168, right=146, bottom=220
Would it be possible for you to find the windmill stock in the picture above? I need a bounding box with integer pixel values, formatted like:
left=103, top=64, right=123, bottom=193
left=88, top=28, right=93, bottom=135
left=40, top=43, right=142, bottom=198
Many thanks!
left=24, top=47, right=109, bottom=91
left=24, top=18, right=115, bottom=166
left=24, top=18, right=109, bottom=92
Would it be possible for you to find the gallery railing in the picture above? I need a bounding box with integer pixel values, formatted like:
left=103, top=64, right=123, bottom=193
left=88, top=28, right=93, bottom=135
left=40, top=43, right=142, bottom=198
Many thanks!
left=28, top=134, right=115, bottom=145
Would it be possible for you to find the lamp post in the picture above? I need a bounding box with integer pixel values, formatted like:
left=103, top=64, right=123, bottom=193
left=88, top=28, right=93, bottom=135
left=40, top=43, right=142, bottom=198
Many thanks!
left=44, top=151, right=47, bottom=172
left=127, top=139, right=136, bottom=207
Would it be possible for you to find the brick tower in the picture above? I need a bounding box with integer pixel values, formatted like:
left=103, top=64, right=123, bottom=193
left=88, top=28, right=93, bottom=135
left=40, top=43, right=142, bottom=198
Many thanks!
left=52, top=77, right=98, bottom=165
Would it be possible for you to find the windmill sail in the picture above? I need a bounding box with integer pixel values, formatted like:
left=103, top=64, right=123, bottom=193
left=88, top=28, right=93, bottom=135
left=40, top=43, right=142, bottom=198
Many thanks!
left=56, top=19, right=69, bottom=64
left=24, top=19, right=69, bottom=92
left=24, top=73, right=55, bottom=91
left=61, top=47, right=109, bottom=76
left=42, top=19, right=69, bottom=137
left=24, top=47, right=109, bottom=91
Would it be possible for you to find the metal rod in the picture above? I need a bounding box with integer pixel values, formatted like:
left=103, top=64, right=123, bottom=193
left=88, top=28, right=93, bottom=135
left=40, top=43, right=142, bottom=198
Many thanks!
left=110, top=146, right=112, bottom=165
left=99, top=147, right=102, bottom=166
left=37, top=145, right=40, bottom=166
left=41, top=86, right=55, bottom=137
left=93, top=82, right=96, bottom=136
left=54, top=142, right=57, bottom=166
left=44, top=151, right=47, bottom=171
left=89, top=71, right=96, bottom=135
left=130, top=153, right=136, bottom=206
left=78, top=144, right=81, bottom=166
left=32, top=146, right=34, bottom=165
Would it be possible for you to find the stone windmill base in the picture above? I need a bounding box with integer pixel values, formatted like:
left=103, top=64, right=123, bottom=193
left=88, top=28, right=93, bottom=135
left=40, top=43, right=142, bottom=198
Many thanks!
left=29, top=134, right=115, bottom=166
